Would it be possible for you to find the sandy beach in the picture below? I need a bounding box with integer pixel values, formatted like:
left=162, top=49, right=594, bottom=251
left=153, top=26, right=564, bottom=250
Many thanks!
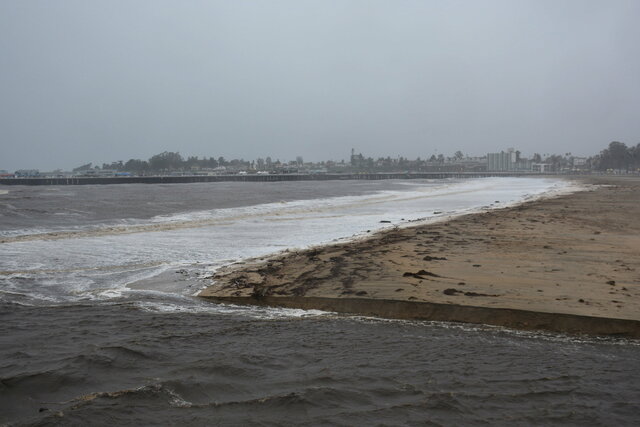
left=200, top=176, right=640, bottom=337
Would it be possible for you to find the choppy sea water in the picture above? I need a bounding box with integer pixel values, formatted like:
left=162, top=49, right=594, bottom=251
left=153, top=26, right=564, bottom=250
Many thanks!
left=1, top=178, right=639, bottom=425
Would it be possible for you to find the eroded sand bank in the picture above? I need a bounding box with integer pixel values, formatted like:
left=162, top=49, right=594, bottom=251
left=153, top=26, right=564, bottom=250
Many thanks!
left=200, top=176, right=640, bottom=337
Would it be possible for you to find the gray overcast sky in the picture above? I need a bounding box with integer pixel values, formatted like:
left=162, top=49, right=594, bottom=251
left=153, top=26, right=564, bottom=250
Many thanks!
left=1, top=0, right=639, bottom=171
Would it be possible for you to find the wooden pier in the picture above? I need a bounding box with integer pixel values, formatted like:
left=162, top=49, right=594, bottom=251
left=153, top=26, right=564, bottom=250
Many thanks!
left=0, top=172, right=546, bottom=186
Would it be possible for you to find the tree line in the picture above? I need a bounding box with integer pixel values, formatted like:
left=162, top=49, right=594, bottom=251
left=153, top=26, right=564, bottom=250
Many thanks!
left=73, top=152, right=254, bottom=174
left=592, top=141, right=640, bottom=171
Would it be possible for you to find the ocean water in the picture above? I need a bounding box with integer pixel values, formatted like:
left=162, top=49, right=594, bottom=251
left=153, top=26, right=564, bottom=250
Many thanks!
left=1, top=177, right=639, bottom=425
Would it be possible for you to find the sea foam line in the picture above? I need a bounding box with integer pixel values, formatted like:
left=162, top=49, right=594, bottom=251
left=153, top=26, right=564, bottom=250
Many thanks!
left=0, top=178, right=509, bottom=243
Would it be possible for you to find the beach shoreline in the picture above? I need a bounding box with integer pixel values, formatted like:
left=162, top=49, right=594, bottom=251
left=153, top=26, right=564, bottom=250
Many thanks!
left=199, top=176, right=640, bottom=337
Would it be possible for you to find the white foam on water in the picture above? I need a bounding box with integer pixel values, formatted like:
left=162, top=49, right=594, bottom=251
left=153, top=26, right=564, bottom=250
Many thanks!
left=0, top=177, right=560, bottom=240
left=132, top=297, right=331, bottom=319
left=348, top=314, right=640, bottom=346
left=0, top=177, right=580, bottom=309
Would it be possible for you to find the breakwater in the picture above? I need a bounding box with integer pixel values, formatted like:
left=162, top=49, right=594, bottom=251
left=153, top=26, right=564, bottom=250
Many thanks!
left=0, top=171, right=543, bottom=186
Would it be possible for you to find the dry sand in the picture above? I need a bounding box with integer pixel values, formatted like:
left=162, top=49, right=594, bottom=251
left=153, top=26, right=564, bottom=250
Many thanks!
left=200, top=176, right=640, bottom=336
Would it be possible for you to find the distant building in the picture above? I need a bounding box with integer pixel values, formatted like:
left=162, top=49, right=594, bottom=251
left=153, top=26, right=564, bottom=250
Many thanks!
left=532, top=163, right=550, bottom=173
left=15, top=169, right=40, bottom=177
left=572, top=157, right=588, bottom=167
left=487, top=150, right=517, bottom=171
left=74, top=169, right=119, bottom=177
left=40, top=170, right=68, bottom=177
left=487, top=149, right=534, bottom=172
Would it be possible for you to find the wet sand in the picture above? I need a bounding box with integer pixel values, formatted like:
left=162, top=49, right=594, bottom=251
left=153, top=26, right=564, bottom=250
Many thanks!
left=200, top=176, right=640, bottom=337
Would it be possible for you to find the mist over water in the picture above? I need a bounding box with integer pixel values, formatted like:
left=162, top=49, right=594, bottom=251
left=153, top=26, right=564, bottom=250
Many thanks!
left=1, top=178, right=639, bottom=425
